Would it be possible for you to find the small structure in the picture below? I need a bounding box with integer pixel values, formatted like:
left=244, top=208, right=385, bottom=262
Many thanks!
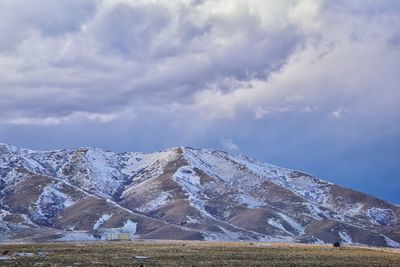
left=333, top=242, right=341, bottom=247
left=134, top=256, right=149, bottom=260
left=106, top=233, right=130, bottom=241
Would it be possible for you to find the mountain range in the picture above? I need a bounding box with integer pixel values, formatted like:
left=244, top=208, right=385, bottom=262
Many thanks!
left=0, top=143, right=399, bottom=247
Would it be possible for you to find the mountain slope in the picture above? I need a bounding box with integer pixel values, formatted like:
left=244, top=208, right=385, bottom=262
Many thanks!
left=0, top=143, right=399, bottom=247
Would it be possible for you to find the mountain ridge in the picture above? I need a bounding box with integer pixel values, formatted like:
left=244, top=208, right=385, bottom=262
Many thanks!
left=0, top=143, right=399, bottom=247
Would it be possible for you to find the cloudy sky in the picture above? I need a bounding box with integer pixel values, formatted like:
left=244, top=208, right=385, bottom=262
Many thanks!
left=0, top=0, right=399, bottom=203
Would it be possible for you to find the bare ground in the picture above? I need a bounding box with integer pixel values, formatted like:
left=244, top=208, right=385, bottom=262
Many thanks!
left=0, top=240, right=399, bottom=267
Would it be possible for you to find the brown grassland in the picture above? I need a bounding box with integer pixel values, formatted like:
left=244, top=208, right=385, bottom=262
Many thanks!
left=0, top=240, right=399, bottom=267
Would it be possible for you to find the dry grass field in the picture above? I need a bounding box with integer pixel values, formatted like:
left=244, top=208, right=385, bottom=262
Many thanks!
left=0, top=240, right=399, bottom=267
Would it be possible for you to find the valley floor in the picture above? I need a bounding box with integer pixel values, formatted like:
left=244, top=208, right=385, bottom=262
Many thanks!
left=0, top=240, right=399, bottom=266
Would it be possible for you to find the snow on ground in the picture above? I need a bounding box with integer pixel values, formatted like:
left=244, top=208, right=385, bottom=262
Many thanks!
left=173, top=166, right=202, bottom=194
left=177, top=166, right=201, bottom=187
left=202, top=226, right=244, bottom=241
left=41, top=184, right=74, bottom=208
left=339, top=230, right=352, bottom=243
left=183, top=148, right=332, bottom=207
left=221, top=150, right=334, bottom=207
left=121, top=149, right=178, bottom=176
left=184, top=148, right=230, bottom=181
left=93, top=214, right=112, bottom=230
left=0, top=144, right=48, bottom=183
left=185, top=216, right=200, bottom=223
left=182, top=148, right=218, bottom=176
left=20, top=214, right=37, bottom=226
left=238, top=194, right=264, bottom=208
left=343, top=203, right=364, bottom=217
left=121, top=149, right=181, bottom=199
left=285, top=176, right=331, bottom=206
left=182, top=148, right=344, bottom=224
left=0, top=209, right=10, bottom=219
left=137, top=192, right=170, bottom=213
left=59, top=231, right=98, bottom=241
left=172, top=165, right=213, bottom=219
left=33, top=184, right=74, bottom=222
left=83, top=148, right=124, bottom=197
left=267, top=214, right=305, bottom=236
left=367, top=208, right=394, bottom=226
left=304, top=203, right=326, bottom=219
left=26, top=149, right=70, bottom=175
left=268, top=218, right=293, bottom=236
left=383, top=236, right=400, bottom=248
left=183, top=148, right=255, bottom=189
left=278, top=213, right=305, bottom=235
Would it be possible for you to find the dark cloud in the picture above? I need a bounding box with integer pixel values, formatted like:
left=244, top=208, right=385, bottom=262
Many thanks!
left=92, top=3, right=172, bottom=57
left=0, top=0, right=305, bottom=123
left=0, top=0, right=98, bottom=50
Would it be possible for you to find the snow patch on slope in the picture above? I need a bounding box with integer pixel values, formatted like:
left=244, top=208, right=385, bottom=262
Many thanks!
left=304, top=203, right=325, bottom=219
left=0, top=209, right=10, bottom=219
left=383, top=236, right=400, bottom=248
left=202, top=226, right=243, bottom=241
left=339, top=230, right=352, bottom=244
left=137, top=192, right=170, bottom=213
left=238, top=194, right=264, bottom=208
left=278, top=213, right=305, bottom=235
left=267, top=214, right=304, bottom=236
left=183, top=148, right=247, bottom=187
left=172, top=166, right=213, bottom=219
left=268, top=218, right=292, bottom=235
left=83, top=148, right=123, bottom=197
left=121, top=150, right=178, bottom=177
left=93, top=214, right=112, bottom=230
left=344, top=203, right=364, bottom=217
left=0, top=144, right=48, bottom=183
left=33, top=184, right=74, bottom=223
left=368, top=208, right=395, bottom=226
left=183, top=148, right=332, bottom=207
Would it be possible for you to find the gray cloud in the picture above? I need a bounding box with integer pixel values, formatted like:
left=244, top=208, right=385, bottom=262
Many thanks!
left=0, top=0, right=399, bottom=202
left=0, top=0, right=98, bottom=50
left=0, top=0, right=398, bottom=143
left=0, top=0, right=304, bottom=124
left=0, top=0, right=398, bottom=127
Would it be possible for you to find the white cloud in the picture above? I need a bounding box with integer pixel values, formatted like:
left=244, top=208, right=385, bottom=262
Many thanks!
left=329, top=108, right=348, bottom=119
left=0, top=0, right=398, bottom=138
left=255, top=107, right=268, bottom=119
left=254, top=106, right=293, bottom=119
left=0, top=0, right=302, bottom=124
left=0, top=109, right=135, bottom=125
left=285, top=95, right=304, bottom=103
left=220, top=138, right=240, bottom=152
left=288, top=0, right=322, bottom=32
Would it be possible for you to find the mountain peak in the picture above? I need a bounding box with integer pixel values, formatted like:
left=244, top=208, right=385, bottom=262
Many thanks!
left=0, top=143, right=399, bottom=247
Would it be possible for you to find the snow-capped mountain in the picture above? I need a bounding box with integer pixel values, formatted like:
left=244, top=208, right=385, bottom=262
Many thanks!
left=0, top=143, right=399, bottom=247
